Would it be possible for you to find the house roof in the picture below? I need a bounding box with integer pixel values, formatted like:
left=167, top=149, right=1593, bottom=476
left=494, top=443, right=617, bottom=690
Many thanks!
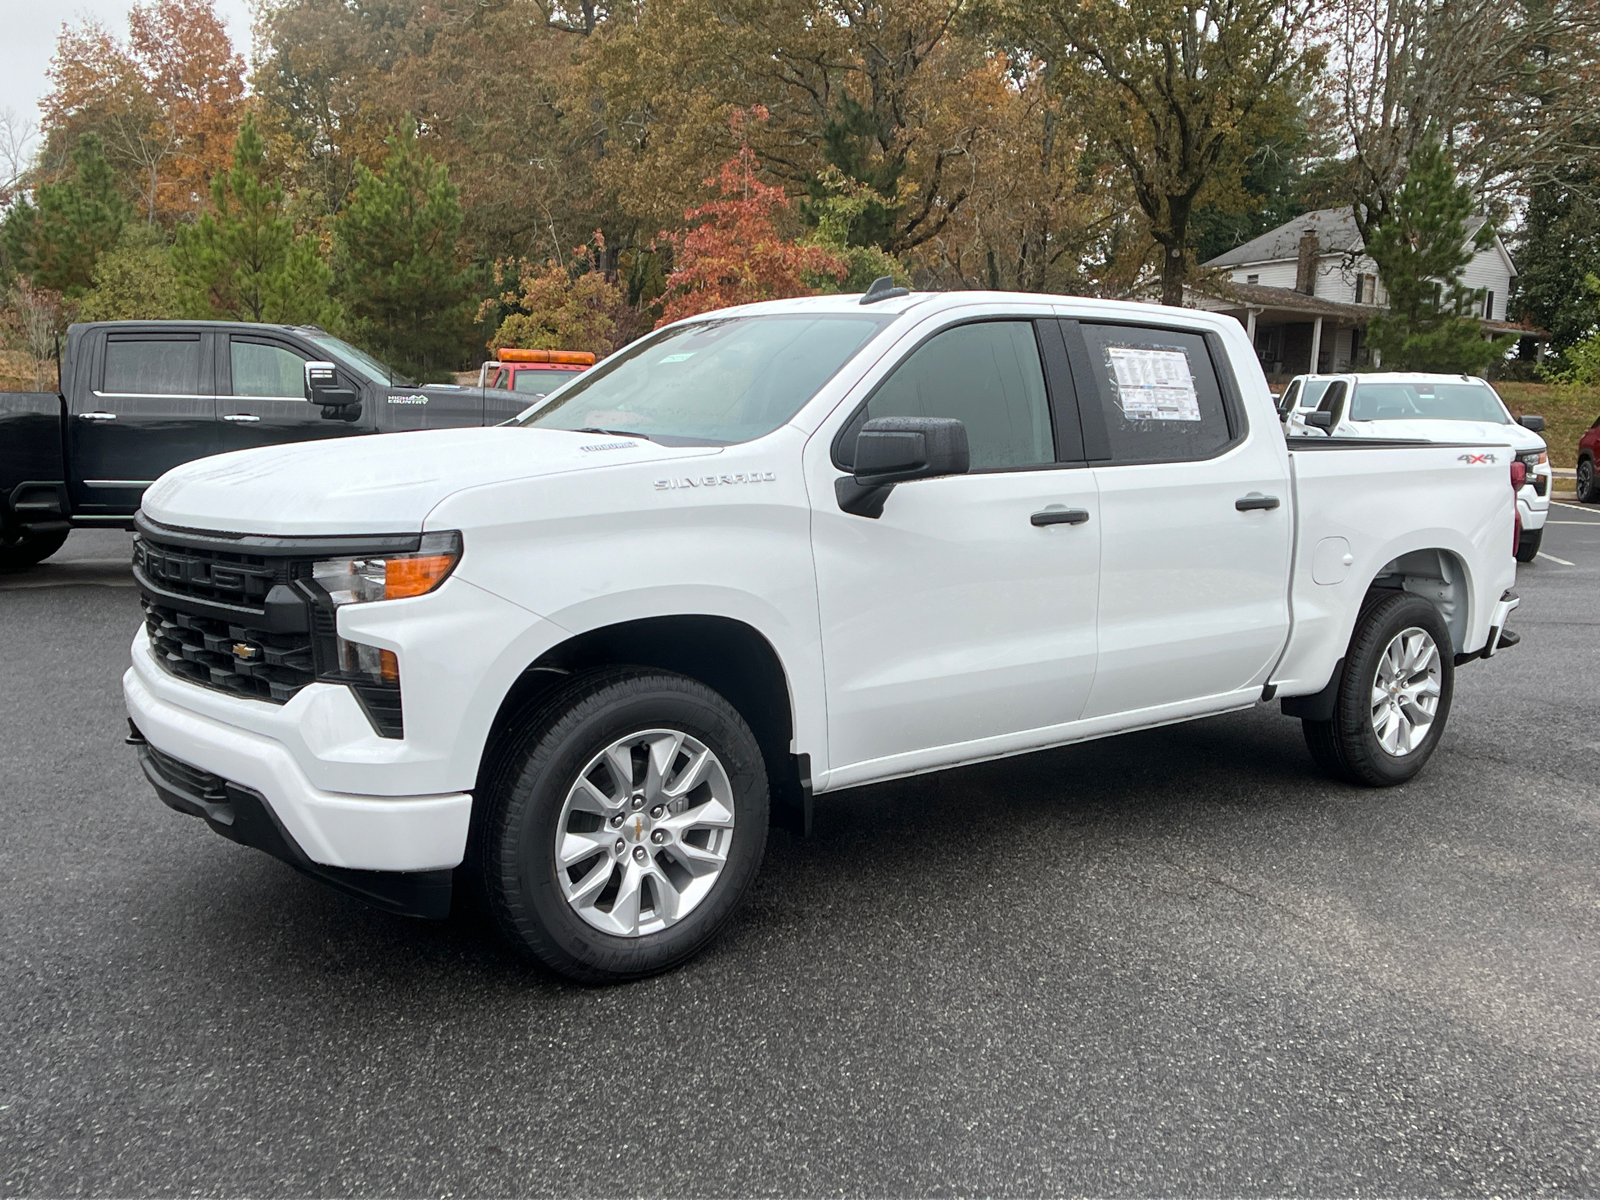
left=1188, top=280, right=1384, bottom=321
left=1201, top=207, right=1494, bottom=269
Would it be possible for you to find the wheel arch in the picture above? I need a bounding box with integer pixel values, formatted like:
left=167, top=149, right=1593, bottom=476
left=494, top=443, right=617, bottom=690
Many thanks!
left=1365, top=546, right=1472, bottom=656
left=476, top=614, right=810, bottom=832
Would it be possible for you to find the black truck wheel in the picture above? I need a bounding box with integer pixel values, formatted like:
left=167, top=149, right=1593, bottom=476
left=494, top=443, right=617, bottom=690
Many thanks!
left=471, top=667, right=769, bottom=983
left=0, top=527, right=69, bottom=570
left=1302, top=591, right=1455, bottom=787
left=1515, top=526, right=1542, bottom=563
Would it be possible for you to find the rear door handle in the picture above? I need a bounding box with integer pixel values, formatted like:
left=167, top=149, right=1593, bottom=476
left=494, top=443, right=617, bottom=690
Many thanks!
left=78, top=411, right=117, bottom=421
left=222, top=414, right=261, bottom=422
left=1031, top=508, right=1091, bottom=527
left=1235, top=493, right=1280, bottom=511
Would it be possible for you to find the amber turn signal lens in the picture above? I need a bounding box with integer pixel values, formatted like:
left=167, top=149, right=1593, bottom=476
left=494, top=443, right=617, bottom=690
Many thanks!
left=379, top=649, right=399, bottom=683
left=384, top=554, right=457, bottom=599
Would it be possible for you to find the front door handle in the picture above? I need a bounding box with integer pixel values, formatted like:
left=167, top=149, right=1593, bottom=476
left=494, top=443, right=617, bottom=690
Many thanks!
left=1235, top=493, right=1280, bottom=511
left=1031, top=508, right=1091, bottom=527
left=78, top=411, right=117, bottom=421
left=222, top=413, right=262, bottom=423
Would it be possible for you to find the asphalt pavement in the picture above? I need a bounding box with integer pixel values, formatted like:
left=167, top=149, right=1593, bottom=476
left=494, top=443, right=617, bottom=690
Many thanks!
left=2, top=518, right=1599, bottom=1197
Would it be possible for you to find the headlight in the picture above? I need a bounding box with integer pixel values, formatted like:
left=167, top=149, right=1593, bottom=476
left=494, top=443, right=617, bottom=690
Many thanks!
left=1515, top=450, right=1546, bottom=469
left=311, top=531, right=462, bottom=605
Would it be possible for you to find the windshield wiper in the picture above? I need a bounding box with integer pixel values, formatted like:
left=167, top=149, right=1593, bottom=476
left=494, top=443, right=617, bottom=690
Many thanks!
left=576, top=426, right=654, bottom=442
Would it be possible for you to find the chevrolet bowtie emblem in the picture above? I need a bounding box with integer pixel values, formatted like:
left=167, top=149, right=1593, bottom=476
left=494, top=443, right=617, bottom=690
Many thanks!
left=232, top=642, right=260, bottom=661
left=633, top=817, right=644, bottom=840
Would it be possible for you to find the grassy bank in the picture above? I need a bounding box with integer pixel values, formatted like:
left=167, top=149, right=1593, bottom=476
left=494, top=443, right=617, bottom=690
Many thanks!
left=1497, top=382, right=1598, bottom=468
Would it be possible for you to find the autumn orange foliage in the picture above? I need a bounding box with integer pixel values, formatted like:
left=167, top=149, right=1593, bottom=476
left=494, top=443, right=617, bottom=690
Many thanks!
left=42, top=0, right=245, bottom=223
left=656, top=123, right=846, bottom=327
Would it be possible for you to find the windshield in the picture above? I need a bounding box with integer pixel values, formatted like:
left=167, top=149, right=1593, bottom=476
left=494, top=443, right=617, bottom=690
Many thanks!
left=516, top=313, right=895, bottom=445
left=1349, top=381, right=1509, bottom=424
left=303, top=332, right=413, bottom=387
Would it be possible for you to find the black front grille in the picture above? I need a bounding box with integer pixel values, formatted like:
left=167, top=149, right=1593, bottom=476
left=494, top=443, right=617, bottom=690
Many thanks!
left=142, top=597, right=315, bottom=703
left=133, top=536, right=281, bottom=610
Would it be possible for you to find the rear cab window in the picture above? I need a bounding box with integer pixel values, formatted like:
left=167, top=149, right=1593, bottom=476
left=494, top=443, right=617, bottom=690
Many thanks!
left=1064, top=322, right=1240, bottom=465
left=102, top=332, right=204, bottom=397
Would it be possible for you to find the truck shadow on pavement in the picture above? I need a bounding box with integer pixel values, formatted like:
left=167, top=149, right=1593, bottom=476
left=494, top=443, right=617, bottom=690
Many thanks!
left=173, top=703, right=1334, bottom=995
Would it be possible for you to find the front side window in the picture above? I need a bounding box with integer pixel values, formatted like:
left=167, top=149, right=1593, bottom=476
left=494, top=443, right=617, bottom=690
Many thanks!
left=1348, top=381, right=1509, bottom=424
left=856, top=320, right=1053, bottom=470
left=519, top=313, right=893, bottom=445
left=1278, top=380, right=1302, bottom=417
left=231, top=339, right=306, bottom=398
left=103, top=335, right=201, bottom=395
left=1077, top=324, right=1234, bottom=464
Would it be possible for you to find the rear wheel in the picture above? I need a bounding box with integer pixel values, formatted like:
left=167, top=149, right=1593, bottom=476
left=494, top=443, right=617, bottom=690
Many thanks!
left=1515, top=526, right=1542, bottom=563
left=471, top=667, right=769, bottom=983
left=0, top=526, right=69, bottom=570
left=1302, top=591, right=1454, bottom=787
left=1577, top=457, right=1598, bottom=504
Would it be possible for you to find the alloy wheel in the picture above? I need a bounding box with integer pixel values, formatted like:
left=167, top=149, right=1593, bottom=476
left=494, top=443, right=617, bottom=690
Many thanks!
left=554, top=729, right=735, bottom=936
left=1369, top=626, right=1442, bottom=756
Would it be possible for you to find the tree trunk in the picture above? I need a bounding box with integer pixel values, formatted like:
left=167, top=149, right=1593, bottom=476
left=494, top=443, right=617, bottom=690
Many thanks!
left=1160, top=196, right=1191, bottom=307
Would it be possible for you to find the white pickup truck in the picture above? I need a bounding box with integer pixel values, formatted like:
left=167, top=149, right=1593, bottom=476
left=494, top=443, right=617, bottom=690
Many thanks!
left=124, top=288, right=1522, bottom=982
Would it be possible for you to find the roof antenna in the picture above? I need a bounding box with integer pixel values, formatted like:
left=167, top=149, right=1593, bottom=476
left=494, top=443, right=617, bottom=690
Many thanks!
left=860, top=276, right=910, bottom=305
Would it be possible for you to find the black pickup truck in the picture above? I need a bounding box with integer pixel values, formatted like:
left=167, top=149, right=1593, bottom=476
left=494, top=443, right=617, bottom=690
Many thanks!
left=1, top=320, right=536, bottom=568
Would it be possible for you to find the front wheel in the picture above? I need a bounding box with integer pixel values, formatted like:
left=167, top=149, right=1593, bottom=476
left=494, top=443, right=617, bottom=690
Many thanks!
left=0, top=526, right=69, bottom=570
left=1577, top=457, right=1598, bottom=504
left=1302, top=591, right=1454, bottom=787
left=471, top=668, right=769, bottom=983
left=1515, top=526, right=1542, bottom=564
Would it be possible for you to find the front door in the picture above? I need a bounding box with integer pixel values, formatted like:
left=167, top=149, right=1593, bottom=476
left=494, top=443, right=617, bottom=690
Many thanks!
left=1063, top=319, right=1292, bottom=719
left=216, top=334, right=367, bottom=453
left=809, top=316, right=1101, bottom=782
left=68, top=329, right=217, bottom=515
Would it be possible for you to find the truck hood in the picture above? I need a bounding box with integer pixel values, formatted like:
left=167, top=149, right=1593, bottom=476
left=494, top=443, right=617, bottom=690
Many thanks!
left=141, top=427, right=719, bottom=535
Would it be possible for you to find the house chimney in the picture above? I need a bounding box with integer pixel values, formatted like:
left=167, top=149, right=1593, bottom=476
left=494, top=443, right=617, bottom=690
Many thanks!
left=1296, top=229, right=1319, bottom=295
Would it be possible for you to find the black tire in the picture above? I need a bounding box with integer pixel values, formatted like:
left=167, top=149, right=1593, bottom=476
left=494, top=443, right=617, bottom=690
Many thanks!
left=1515, top=526, right=1542, bottom=564
left=0, top=526, right=69, bottom=570
left=1301, top=590, right=1455, bottom=787
left=1577, top=456, right=1598, bottom=504
left=471, top=667, right=769, bottom=983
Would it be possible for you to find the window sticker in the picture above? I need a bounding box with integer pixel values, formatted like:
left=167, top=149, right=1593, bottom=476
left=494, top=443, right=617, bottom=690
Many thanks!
left=658, top=352, right=695, bottom=363
left=1104, top=345, right=1201, bottom=421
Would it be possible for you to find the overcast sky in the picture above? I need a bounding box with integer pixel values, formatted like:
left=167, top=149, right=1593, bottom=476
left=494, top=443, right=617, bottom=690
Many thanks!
left=1, top=0, right=254, bottom=147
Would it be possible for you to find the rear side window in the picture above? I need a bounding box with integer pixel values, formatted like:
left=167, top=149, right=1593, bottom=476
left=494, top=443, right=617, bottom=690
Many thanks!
left=231, top=339, right=306, bottom=398
left=103, top=335, right=202, bottom=396
left=1074, top=324, right=1234, bottom=464
left=859, top=321, right=1054, bottom=470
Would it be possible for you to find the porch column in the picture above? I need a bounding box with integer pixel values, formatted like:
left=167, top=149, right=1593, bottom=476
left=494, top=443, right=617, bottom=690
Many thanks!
left=1245, top=307, right=1259, bottom=343
left=1308, top=316, right=1324, bottom=373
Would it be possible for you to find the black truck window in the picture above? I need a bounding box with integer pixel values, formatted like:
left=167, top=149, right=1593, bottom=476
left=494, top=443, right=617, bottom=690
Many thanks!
left=231, top=339, right=307, bottom=398
left=103, top=335, right=203, bottom=397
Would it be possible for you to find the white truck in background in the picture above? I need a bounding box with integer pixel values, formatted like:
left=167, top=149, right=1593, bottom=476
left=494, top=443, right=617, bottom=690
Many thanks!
left=1282, top=371, right=1551, bottom=561
left=125, top=287, right=1521, bottom=982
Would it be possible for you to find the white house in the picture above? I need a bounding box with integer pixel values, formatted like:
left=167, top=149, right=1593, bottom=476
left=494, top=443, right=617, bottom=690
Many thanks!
left=1190, top=207, right=1523, bottom=381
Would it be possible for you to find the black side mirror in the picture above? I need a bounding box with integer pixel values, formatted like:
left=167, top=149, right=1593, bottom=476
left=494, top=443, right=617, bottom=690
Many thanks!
left=305, top=360, right=362, bottom=419
left=1305, top=410, right=1334, bottom=430
left=836, top=416, right=969, bottom=518
left=1517, top=414, right=1546, bottom=433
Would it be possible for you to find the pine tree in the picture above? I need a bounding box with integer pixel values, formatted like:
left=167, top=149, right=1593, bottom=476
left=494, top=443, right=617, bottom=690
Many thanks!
left=332, top=121, right=477, bottom=381
left=2, top=133, right=129, bottom=297
left=1364, top=141, right=1512, bottom=374
left=171, top=113, right=335, bottom=324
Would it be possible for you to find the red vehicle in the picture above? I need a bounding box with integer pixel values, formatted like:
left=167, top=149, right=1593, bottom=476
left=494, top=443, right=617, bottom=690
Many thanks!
left=477, top=348, right=595, bottom=402
left=1578, top=416, right=1600, bottom=503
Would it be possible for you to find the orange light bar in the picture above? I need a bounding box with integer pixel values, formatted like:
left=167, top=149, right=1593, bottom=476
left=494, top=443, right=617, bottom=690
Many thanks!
left=496, top=348, right=596, bottom=365
left=384, top=554, right=458, bottom=599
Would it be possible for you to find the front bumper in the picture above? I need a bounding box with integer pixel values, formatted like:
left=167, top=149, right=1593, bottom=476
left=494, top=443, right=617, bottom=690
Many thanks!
left=1519, top=474, right=1550, bottom=531
left=133, top=735, right=454, bottom=918
left=125, top=660, right=472, bottom=874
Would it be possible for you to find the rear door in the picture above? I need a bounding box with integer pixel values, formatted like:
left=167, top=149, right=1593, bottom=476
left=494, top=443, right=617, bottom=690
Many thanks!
left=68, top=328, right=216, bottom=515
left=1063, top=319, right=1292, bottom=719
left=216, top=332, right=365, bottom=453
